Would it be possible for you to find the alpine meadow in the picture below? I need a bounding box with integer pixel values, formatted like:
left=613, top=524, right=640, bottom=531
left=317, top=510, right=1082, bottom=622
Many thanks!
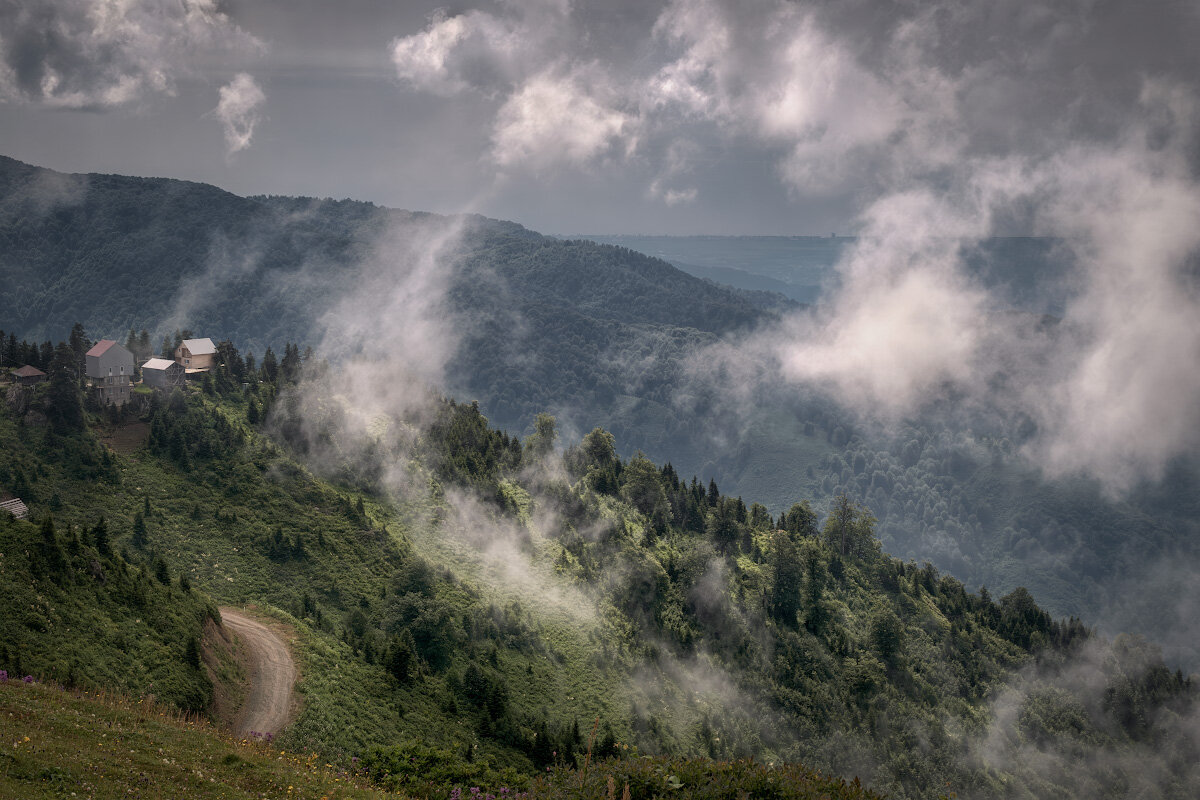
left=3, top=1, right=1200, bottom=799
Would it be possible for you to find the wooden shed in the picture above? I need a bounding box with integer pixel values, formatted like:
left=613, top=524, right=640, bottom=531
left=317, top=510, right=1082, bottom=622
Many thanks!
left=11, top=365, right=46, bottom=386
left=141, top=357, right=186, bottom=390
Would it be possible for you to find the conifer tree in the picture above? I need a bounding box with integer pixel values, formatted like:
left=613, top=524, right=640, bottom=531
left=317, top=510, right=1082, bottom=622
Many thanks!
left=91, top=517, right=110, bottom=556
left=132, top=512, right=148, bottom=549
left=261, top=347, right=278, bottom=383
left=46, top=342, right=84, bottom=433
left=771, top=531, right=804, bottom=626
left=68, top=323, right=89, bottom=377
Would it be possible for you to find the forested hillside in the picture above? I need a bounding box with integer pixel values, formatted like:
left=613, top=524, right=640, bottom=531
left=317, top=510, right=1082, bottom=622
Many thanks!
left=2, top=155, right=1199, bottom=671
left=2, top=323, right=1198, bottom=798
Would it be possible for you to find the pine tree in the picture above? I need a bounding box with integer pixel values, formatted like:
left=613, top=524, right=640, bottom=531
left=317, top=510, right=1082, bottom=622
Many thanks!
left=46, top=342, right=84, bottom=433
left=280, top=342, right=301, bottom=383
left=132, top=512, right=148, bottom=549
left=68, top=323, right=89, bottom=377
left=261, top=347, right=278, bottom=383
left=38, top=515, right=67, bottom=578
left=387, top=630, right=416, bottom=684
left=770, top=531, right=804, bottom=626
left=91, top=517, right=110, bottom=556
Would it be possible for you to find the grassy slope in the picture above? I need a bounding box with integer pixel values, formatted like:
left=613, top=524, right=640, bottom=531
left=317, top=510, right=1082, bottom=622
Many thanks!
left=4, top=379, right=1195, bottom=799
left=0, top=508, right=218, bottom=711
left=0, top=680, right=883, bottom=800
left=0, top=393, right=624, bottom=780
left=0, top=680, right=397, bottom=800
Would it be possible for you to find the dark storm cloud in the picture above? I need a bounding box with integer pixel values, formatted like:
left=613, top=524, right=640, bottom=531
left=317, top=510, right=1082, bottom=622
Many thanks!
left=386, top=0, right=1200, bottom=201
left=0, top=0, right=262, bottom=109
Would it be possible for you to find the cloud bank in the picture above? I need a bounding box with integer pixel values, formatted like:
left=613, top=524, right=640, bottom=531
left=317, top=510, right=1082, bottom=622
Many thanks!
left=0, top=0, right=263, bottom=109
left=388, top=0, right=1200, bottom=493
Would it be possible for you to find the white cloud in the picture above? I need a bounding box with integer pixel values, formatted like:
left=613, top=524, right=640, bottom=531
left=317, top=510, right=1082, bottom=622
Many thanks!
left=490, top=69, right=633, bottom=171
left=650, top=0, right=913, bottom=192
left=389, top=1, right=578, bottom=98
left=1021, top=116, right=1200, bottom=490
left=390, top=9, right=525, bottom=97
left=214, top=73, right=265, bottom=156
left=384, top=0, right=1200, bottom=491
left=0, top=0, right=263, bottom=109
left=694, top=81, right=1200, bottom=494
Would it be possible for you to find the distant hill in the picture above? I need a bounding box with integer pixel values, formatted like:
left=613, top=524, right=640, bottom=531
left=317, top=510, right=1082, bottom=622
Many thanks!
left=575, top=234, right=843, bottom=304
left=671, top=260, right=819, bottom=304
left=575, top=234, right=1072, bottom=315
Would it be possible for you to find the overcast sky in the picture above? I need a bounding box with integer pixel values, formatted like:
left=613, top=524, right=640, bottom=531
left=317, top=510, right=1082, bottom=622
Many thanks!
left=1, top=0, right=1198, bottom=235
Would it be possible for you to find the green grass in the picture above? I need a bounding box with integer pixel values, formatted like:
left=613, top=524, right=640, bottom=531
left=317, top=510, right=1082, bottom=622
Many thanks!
left=0, top=512, right=218, bottom=711
left=0, top=679, right=401, bottom=799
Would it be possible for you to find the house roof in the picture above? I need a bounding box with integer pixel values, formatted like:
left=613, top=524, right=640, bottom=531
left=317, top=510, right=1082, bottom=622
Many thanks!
left=142, top=358, right=177, bottom=371
left=181, top=338, right=216, bottom=356
left=86, top=339, right=118, bottom=357
left=12, top=365, right=45, bottom=377
left=0, top=498, right=28, bottom=520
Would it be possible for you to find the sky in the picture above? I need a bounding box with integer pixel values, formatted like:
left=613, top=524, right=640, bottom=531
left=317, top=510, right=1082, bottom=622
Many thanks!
left=2, top=0, right=1198, bottom=236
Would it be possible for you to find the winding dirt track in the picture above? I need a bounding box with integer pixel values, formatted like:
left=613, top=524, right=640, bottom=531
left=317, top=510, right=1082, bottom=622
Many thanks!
left=219, top=607, right=297, bottom=737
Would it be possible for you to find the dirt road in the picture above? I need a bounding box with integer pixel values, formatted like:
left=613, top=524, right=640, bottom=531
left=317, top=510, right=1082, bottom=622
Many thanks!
left=219, top=607, right=297, bottom=738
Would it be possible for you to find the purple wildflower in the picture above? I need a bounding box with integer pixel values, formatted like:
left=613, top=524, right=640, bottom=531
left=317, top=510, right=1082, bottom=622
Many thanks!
left=0, top=670, right=7, bottom=682
left=22, top=675, right=33, bottom=684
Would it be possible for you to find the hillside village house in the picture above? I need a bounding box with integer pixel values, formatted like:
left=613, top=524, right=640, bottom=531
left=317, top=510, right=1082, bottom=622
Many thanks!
left=175, top=337, right=217, bottom=374
left=11, top=365, right=46, bottom=386
left=141, top=357, right=185, bottom=390
left=86, top=339, right=135, bottom=406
